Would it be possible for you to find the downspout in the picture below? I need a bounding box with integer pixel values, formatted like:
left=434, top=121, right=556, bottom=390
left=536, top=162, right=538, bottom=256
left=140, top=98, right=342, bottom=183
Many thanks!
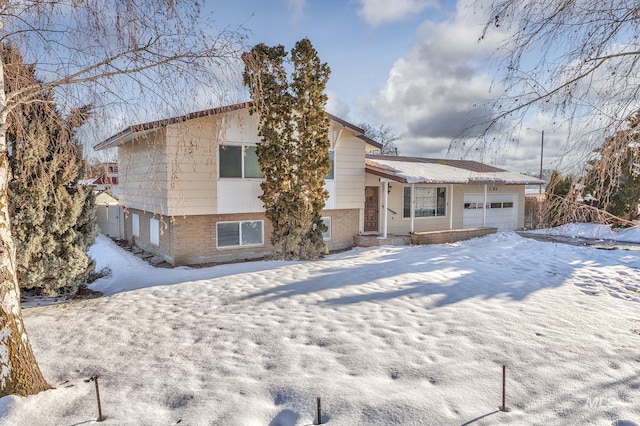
left=483, top=184, right=488, bottom=227
left=449, top=184, right=454, bottom=230
left=119, top=205, right=123, bottom=239
left=410, top=183, right=415, bottom=233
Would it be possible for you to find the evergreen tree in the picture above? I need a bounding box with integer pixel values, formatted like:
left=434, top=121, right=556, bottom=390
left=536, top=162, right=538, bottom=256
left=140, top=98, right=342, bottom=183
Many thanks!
left=547, top=171, right=572, bottom=199
left=543, top=170, right=575, bottom=226
left=243, top=39, right=331, bottom=260
left=4, top=44, right=98, bottom=296
left=0, top=0, right=245, bottom=397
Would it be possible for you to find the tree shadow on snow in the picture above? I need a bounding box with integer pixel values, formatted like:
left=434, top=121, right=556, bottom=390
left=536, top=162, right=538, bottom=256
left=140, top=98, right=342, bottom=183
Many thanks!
left=243, top=239, right=593, bottom=307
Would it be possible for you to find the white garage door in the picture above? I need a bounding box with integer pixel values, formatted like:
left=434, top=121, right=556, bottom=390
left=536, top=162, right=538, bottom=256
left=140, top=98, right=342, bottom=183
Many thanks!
left=463, top=194, right=517, bottom=231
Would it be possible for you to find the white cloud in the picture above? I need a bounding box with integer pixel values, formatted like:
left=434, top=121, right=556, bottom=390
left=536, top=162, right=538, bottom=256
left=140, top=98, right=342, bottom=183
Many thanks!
left=358, top=0, right=587, bottom=174
left=356, top=0, right=437, bottom=27
left=363, top=1, right=523, bottom=164
left=483, top=113, right=577, bottom=175
left=326, top=90, right=351, bottom=119
left=284, top=0, right=305, bottom=22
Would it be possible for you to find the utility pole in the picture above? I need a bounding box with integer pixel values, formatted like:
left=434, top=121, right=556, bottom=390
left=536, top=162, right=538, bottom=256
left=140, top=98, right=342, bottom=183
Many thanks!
left=528, top=128, right=544, bottom=193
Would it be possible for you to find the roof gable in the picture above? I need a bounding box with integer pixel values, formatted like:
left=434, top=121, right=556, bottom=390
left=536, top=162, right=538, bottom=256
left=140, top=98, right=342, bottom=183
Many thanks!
left=94, top=102, right=382, bottom=151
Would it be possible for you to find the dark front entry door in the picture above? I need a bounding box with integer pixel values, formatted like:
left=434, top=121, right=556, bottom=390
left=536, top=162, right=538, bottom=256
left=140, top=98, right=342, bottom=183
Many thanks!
left=364, top=186, right=379, bottom=232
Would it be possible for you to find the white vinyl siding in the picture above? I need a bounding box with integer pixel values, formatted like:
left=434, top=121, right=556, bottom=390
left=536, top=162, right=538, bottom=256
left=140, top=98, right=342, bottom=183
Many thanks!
left=117, top=129, right=168, bottom=215
left=334, top=133, right=366, bottom=210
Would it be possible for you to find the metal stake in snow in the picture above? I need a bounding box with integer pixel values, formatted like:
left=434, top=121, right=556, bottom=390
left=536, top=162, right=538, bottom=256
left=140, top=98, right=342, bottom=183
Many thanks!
left=316, top=396, right=322, bottom=425
left=500, top=365, right=509, bottom=412
left=85, top=375, right=105, bottom=422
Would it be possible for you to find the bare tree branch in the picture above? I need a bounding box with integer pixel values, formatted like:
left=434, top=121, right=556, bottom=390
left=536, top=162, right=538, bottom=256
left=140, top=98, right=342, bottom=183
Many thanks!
left=0, top=0, right=247, bottom=397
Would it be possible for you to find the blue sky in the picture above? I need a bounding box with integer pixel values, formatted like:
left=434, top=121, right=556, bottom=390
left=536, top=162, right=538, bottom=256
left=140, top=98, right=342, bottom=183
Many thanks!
left=212, top=0, right=453, bottom=110
left=206, top=0, right=558, bottom=175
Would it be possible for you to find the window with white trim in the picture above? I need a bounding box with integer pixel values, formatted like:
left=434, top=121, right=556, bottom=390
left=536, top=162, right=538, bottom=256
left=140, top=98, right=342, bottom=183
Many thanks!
left=403, top=186, right=447, bottom=218
left=217, top=220, right=264, bottom=248
left=464, top=201, right=514, bottom=209
left=324, top=150, right=335, bottom=180
left=132, top=213, right=140, bottom=237
left=321, top=217, right=331, bottom=240
left=150, top=218, right=160, bottom=246
left=219, top=145, right=262, bottom=178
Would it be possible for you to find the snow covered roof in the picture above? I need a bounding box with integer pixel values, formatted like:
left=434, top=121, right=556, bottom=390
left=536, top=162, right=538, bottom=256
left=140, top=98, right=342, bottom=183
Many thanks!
left=92, top=175, right=118, bottom=185
left=366, top=155, right=545, bottom=185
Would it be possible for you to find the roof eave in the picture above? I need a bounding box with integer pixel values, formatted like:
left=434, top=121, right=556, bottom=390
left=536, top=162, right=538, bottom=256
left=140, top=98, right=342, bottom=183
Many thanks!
left=358, top=134, right=383, bottom=151
left=93, top=102, right=253, bottom=151
left=365, top=166, right=408, bottom=183
left=327, top=113, right=364, bottom=134
left=94, top=128, right=133, bottom=151
left=95, top=103, right=375, bottom=151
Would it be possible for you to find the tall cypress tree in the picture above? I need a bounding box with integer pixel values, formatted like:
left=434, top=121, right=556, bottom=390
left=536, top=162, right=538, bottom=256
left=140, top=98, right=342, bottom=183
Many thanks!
left=4, top=44, right=98, bottom=296
left=243, top=38, right=331, bottom=260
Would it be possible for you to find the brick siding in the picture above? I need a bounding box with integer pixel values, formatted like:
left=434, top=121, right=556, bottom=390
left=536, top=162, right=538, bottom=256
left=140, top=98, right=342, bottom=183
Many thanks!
left=123, top=208, right=360, bottom=266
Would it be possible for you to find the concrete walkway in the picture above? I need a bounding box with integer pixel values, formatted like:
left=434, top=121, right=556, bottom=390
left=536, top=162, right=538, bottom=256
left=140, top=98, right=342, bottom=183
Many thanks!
left=517, top=231, right=640, bottom=251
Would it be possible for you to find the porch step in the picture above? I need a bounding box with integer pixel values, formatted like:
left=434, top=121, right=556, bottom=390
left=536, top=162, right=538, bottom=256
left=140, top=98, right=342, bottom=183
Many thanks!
left=411, top=227, right=497, bottom=245
left=353, top=228, right=498, bottom=247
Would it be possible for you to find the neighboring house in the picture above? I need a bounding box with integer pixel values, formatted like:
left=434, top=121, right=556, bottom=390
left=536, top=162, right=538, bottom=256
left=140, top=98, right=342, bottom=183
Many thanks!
left=94, top=102, right=382, bottom=266
left=82, top=162, right=120, bottom=196
left=364, top=155, right=545, bottom=236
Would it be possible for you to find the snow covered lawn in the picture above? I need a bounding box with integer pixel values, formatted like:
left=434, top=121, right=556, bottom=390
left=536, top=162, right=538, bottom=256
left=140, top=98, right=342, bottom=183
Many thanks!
left=2, top=228, right=640, bottom=425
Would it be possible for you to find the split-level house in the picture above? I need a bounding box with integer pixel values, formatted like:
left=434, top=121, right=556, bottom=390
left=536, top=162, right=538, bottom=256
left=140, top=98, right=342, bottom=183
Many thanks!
left=94, top=103, right=382, bottom=265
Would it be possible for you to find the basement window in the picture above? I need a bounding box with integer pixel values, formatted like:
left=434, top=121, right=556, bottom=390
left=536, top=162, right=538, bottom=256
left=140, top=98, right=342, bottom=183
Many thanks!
left=132, top=213, right=140, bottom=237
left=321, top=217, right=331, bottom=240
left=217, top=220, right=264, bottom=248
left=150, top=218, right=160, bottom=246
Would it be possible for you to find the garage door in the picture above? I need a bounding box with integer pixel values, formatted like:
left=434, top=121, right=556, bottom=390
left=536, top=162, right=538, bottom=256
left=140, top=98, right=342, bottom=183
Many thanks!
left=463, top=194, right=517, bottom=231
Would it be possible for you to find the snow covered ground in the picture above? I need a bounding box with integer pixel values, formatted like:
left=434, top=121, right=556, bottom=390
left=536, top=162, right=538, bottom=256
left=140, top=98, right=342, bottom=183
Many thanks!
left=2, top=224, right=640, bottom=425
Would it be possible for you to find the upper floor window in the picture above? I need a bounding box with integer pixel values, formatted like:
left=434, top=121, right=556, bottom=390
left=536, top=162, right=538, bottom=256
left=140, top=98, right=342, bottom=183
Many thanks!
left=403, top=186, right=447, bottom=218
left=324, top=150, right=335, bottom=180
left=219, top=145, right=262, bottom=179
